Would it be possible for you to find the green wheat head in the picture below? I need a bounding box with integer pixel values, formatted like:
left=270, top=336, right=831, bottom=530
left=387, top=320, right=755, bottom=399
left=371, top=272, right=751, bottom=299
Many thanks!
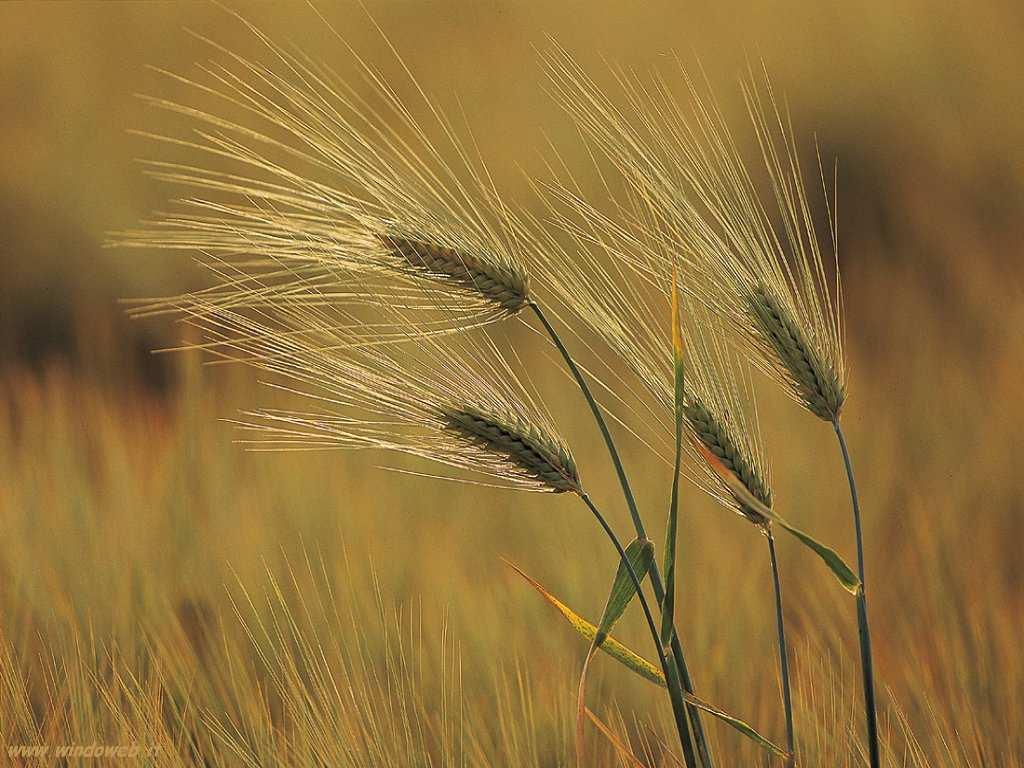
left=380, top=229, right=530, bottom=313
left=683, top=398, right=773, bottom=523
left=747, top=283, right=845, bottom=421
left=442, top=405, right=580, bottom=494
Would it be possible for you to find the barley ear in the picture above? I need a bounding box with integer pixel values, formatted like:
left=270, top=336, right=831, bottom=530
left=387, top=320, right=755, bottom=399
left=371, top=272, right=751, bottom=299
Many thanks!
left=379, top=228, right=529, bottom=313
left=748, top=283, right=845, bottom=421
left=685, top=399, right=772, bottom=524
left=442, top=406, right=581, bottom=493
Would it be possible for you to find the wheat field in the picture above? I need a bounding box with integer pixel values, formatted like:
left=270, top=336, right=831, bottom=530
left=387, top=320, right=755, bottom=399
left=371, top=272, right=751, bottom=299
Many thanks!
left=1, top=2, right=1022, bottom=766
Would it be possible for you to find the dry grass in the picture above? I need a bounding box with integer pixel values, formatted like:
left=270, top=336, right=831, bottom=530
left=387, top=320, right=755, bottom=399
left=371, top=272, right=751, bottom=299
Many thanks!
left=1, top=2, right=1023, bottom=766
left=1, top=248, right=1021, bottom=764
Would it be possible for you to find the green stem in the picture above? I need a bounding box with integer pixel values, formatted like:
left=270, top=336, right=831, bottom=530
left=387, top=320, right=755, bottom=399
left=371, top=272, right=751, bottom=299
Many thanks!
left=530, top=301, right=712, bottom=768
left=661, top=394, right=682, bottom=646
left=767, top=528, right=796, bottom=765
left=530, top=302, right=644, bottom=535
left=833, top=420, right=880, bottom=768
left=580, top=493, right=696, bottom=768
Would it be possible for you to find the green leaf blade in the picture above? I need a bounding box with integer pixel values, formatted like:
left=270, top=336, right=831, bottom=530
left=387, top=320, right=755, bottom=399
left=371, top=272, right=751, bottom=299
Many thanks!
left=506, top=559, right=793, bottom=761
left=504, top=558, right=666, bottom=687
left=595, top=538, right=655, bottom=647
left=775, top=518, right=861, bottom=594
left=682, top=692, right=790, bottom=758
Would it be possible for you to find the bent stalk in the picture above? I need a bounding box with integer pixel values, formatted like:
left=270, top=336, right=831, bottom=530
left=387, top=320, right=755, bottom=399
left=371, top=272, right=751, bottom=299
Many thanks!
left=580, top=493, right=696, bottom=767
left=833, top=420, right=880, bottom=768
left=766, top=527, right=796, bottom=765
left=530, top=301, right=712, bottom=767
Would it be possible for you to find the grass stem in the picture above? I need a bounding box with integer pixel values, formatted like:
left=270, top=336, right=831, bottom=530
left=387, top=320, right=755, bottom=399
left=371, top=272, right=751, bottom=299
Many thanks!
left=833, top=420, right=880, bottom=768
left=530, top=300, right=712, bottom=767
left=767, top=528, right=796, bottom=765
left=661, top=351, right=683, bottom=650
left=580, top=493, right=697, bottom=768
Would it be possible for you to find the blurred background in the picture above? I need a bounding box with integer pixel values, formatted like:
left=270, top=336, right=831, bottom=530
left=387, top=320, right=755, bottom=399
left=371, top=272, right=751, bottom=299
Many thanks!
left=1, top=1, right=1021, bottom=765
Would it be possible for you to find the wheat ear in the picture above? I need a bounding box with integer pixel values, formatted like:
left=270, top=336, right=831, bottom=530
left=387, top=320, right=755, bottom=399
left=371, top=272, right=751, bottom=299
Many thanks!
left=747, top=284, right=844, bottom=421
left=442, top=406, right=579, bottom=493
left=380, top=229, right=529, bottom=313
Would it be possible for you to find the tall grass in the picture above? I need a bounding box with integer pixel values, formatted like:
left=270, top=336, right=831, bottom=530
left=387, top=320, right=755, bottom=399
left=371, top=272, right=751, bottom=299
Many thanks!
left=1, top=8, right=1022, bottom=767
left=1, top=307, right=1021, bottom=765
left=102, top=14, right=1024, bottom=765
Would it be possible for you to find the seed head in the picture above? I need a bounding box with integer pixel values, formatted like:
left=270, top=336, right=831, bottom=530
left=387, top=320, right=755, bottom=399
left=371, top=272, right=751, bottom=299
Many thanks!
left=184, top=288, right=575, bottom=495
left=684, top=398, right=772, bottom=524
left=380, top=229, right=529, bottom=313
left=115, top=24, right=534, bottom=343
left=442, top=406, right=580, bottom=494
left=537, top=47, right=847, bottom=422
left=748, top=283, right=844, bottom=420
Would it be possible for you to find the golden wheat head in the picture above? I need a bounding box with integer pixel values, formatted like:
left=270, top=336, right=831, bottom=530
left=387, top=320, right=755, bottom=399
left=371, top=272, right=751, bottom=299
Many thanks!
left=176, top=282, right=574, bottom=494
left=540, top=47, right=847, bottom=422
left=114, top=20, right=536, bottom=347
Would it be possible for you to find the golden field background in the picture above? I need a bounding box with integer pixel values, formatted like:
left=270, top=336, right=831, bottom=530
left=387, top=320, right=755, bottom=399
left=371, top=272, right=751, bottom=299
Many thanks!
left=1, top=1, right=1022, bottom=765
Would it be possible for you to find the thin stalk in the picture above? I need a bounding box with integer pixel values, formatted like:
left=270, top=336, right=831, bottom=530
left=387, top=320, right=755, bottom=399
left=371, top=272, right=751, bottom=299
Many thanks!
left=530, top=302, right=644, bottom=534
left=580, top=493, right=697, bottom=768
left=529, top=301, right=712, bottom=767
left=661, top=373, right=683, bottom=648
left=833, top=420, right=880, bottom=768
left=668, top=410, right=683, bottom=547
left=766, top=527, right=795, bottom=765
